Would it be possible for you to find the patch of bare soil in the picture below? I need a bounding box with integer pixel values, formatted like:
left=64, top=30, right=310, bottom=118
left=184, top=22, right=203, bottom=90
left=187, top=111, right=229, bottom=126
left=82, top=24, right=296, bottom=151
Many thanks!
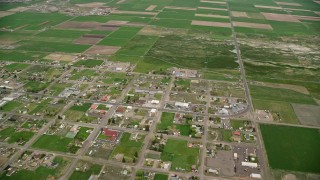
left=74, top=34, right=105, bottom=45
left=0, top=11, right=14, bottom=18
left=195, top=14, right=228, bottom=19
left=294, top=15, right=320, bottom=21
left=233, top=21, right=273, bottom=30
left=111, top=10, right=157, bottom=15
left=198, top=6, right=227, bottom=11
left=76, top=2, right=105, bottom=8
left=255, top=5, right=283, bottom=10
left=262, top=13, right=300, bottom=22
left=276, top=2, right=302, bottom=6
left=45, top=53, right=77, bottom=61
left=138, top=26, right=188, bottom=36
left=116, top=0, right=126, bottom=4
left=231, top=11, right=248, bottom=18
left=106, top=20, right=129, bottom=25
left=85, top=45, right=121, bottom=55
left=7, top=7, right=29, bottom=12
left=200, top=0, right=226, bottom=4
left=191, top=20, right=231, bottom=28
left=58, top=21, right=119, bottom=31
left=146, top=5, right=157, bottom=11
left=282, top=174, right=297, bottom=180
left=165, top=6, right=196, bottom=10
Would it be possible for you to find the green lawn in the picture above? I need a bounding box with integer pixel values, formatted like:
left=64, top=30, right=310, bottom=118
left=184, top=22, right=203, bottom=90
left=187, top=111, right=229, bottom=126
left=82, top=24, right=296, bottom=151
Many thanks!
left=32, top=135, right=73, bottom=152
left=260, top=124, right=320, bottom=173
left=7, top=131, right=34, bottom=144
left=0, top=101, right=22, bottom=111
left=161, top=139, right=199, bottom=171
left=24, top=81, right=49, bottom=93
left=154, top=173, right=168, bottom=180
left=110, top=132, right=143, bottom=161
left=157, top=112, right=174, bottom=130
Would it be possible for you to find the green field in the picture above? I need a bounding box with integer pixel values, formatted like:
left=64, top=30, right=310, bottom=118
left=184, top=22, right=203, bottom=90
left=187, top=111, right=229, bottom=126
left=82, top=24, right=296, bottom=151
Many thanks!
left=250, top=85, right=316, bottom=105
left=260, top=124, right=320, bottom=173
left=110, top=132, right=143, bottom=162
left=0, top=101, right=22, bottom=111
left=32, top=135, right=73, bottom=152
left=4, top=63, right=30, bottom=72
left=157, top=112, right=174, bottom=130
left=161, top=139, right=199, bottom=171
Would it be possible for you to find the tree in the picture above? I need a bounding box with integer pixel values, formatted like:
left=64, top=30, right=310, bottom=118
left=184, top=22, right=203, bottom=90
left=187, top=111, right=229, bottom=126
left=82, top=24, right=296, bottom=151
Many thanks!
left=122, top=157, right=126, bottom=163
left=134, top=151, right=138, bottom=158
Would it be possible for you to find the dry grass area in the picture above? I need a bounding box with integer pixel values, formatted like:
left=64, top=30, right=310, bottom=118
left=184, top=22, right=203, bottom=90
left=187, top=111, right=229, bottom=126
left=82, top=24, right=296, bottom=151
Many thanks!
left=85, top=45, right=121, bottom=55
left=195, top=14, right=229, bottom=19
left=76, top=2, right=105, bottom=8
left=146, top=5, right=157, bottom=11
left=275, top=2, right=302, bottom=6
left=198, top=7, right=227, bottom=11
left=111, top=10, right=157, bottom=15
left=165, top=6, right=196, bottom=10
left=106, top=20, right=129, bottom=25
left=191, top=20, right=231, bottom=28
left=0, top=11, right=14, bottom=18
left=231, top=11, right=248, bottom=18
left=233, top=21, right=273, bottom=30
left=262, top=13, right=301, bottom=22
left=58, top=21, right=119, bottom=31
left=294, top=15, right=320, bottom=21
left=138, top=26, right=188, bottom=36
left=44, top=53, right=77, bottom=61
left=7, top=7, right=29, bottom=12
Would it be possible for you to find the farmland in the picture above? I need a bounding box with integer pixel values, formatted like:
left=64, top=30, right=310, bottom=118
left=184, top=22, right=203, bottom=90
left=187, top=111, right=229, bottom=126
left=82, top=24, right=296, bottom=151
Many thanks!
left=260, top=124, right=320, bottom=173
left=0, top=0, right=319, bottom=179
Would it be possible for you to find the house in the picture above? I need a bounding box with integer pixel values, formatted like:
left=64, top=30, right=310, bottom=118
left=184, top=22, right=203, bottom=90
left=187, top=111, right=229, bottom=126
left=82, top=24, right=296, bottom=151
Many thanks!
left=116, top=106, right=126, bottom=113
left=102, top=128, right=119, bottom=142
left=149, top=109, right=157, bottom=117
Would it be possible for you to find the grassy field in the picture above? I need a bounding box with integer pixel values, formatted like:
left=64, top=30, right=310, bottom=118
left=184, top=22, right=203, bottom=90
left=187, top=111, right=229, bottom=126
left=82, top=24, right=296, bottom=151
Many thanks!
left=154, top=173, right=168, bottom=180
left=260, top=124, right=320, bottom=173
left=161, top=138, right=199, bottom=171
left=4, top=63, right=30, bottom=72
left=250, top=85, right=316, bottom=105
left=0, top=101, right=22, bottom=111
left=16, top=40, right=91, bottom=53
left=110, top=132, right=143, bottom=162
left=32, top=135, right=73, bottom=152
left=157, top=112, right=174, bottom=130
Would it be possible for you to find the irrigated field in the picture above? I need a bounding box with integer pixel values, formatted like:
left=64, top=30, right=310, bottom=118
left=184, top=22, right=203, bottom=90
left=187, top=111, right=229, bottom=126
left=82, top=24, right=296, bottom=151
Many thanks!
left=260, top=124, right=320, bottom=173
